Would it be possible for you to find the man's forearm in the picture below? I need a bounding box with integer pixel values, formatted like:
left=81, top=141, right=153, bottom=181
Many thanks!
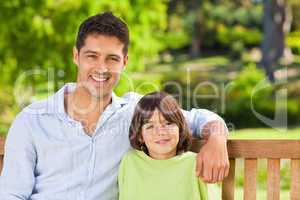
left=195, top=120, right=230, bottom=183
left=200, top=120, right=228, bottom=141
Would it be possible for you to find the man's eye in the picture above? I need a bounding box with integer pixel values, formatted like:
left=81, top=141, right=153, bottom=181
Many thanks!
left=109, top=57, right=119, bottom=62
left=87, top=55, right=96, bottom=58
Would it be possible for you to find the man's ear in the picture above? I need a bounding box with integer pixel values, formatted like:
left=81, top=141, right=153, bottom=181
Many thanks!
left=123, top=54, right=128, bottom=69
left=73, top=47, right=79, bottom=66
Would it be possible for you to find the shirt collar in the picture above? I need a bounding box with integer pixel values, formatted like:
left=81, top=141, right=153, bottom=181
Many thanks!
left=39, top=83, right=127, bottom=115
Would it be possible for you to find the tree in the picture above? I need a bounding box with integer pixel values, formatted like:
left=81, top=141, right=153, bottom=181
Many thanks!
left=260, top=0, right=292, bottom=82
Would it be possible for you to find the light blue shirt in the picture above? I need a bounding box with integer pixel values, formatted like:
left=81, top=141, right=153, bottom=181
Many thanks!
left=0, top=83, right=226, bottom=200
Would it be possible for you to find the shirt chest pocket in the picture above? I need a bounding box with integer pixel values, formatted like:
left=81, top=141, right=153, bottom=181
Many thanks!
left=35, top=139, right=91, bottom=180
left=37, top=142, right=73, bottom=174
left=98, top=125, right=130, bottom=150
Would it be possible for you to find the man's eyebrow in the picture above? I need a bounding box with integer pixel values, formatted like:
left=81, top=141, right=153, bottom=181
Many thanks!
left=83, top=50, right=98, bottom=54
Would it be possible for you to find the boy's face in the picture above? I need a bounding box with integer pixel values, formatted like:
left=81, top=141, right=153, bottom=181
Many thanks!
left=73, top=34, right=128, bottom=99
left=141, top=109, right=179, bottom=159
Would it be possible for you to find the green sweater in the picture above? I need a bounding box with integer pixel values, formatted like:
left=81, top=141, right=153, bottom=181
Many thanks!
left=118, top=150, right=207, bottom=200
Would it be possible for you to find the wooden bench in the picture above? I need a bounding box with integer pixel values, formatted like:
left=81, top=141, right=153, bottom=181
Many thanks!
left=0, top=138, right=299, bottom=199
left=191, top=139, right=300, bottom=200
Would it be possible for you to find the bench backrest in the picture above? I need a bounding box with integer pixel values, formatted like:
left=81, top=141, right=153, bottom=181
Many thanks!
left=0, top=138, right=299, bottom=200
left=191, top=139, right=300, bottom=200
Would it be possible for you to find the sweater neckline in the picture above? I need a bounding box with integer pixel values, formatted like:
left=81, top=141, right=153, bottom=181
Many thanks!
left=135, top=150, right=191, bottom=163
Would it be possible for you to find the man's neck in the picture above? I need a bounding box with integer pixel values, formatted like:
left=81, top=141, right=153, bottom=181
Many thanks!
left=64, top=86, right=112, bottom=135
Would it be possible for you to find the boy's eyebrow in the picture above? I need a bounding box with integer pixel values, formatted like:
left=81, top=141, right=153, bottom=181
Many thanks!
left=145, top=119, right=168, bottom=123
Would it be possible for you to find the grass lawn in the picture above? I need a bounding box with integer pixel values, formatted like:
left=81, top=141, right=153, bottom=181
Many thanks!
left=234, top=187, right=290, bottom=199
left=207, top=184, right=290, bottom=200
left=229, top=128, right=300, bottom=140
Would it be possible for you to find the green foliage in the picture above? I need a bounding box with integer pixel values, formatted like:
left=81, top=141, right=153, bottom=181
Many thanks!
left=216, top=25, right=262, bottom=47
left=0, top=85, right=20, bottom=137
left=224, top=64, right=274, bottom=127
left=162, top=61, right=300, bottom=128
left=114, top=71, right=163, bottom=96
left=225, top=64, right=300, bottom=127
left=163, top=15, right=191, bottom=49
left=159, top=1, right=263, bottom=56
left=207, top=2, right=262, bottom=27
left=0, top=0, right=169, bottom=85
left=200, top=1, right=263, bottom=52
left=286, top=31, right=300, bottom=54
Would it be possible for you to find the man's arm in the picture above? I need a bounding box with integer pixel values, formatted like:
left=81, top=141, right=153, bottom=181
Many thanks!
left=182, top=108, right=229, bottom=183
left=0, top=113, right=36, bottom=199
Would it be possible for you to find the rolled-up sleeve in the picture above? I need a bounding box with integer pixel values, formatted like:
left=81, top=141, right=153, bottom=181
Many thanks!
left=182, top=108, right=228, bottom=138
left=0, top=113, right=36, bottom=200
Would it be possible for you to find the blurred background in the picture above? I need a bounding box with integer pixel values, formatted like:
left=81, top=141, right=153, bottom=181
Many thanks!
left=0, top=0, right=300, bottom=198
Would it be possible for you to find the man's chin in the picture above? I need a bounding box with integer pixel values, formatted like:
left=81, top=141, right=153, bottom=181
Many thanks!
left=90, top=90, right=112, bottom=100
left=76, top=81, right=114, bottom=100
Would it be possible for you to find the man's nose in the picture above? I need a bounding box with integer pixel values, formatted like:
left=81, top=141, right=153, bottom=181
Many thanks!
left=95, top=58, right=108, bottom=72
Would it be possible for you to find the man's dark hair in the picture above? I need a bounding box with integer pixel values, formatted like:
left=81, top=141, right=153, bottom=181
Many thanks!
left=76, top=12, right=129, bottom=54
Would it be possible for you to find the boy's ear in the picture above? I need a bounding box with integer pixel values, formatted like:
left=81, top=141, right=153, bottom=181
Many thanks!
left=138, top=136, right=144, bottom=143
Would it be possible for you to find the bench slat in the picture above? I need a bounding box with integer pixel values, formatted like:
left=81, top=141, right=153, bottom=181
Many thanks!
left=244, top=158, right=257, bottom=200
left=227, top=140, right=300, bottom=158
left=267, top=159, right=280, bottom=200
left=222, top=158, right=236, bottom=200
left=291, top=159, right=300, bottom=200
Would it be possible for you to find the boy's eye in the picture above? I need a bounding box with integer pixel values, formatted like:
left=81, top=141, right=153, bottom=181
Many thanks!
left=163, top=122, right=173, bottom=127
left=145, top=125, right=153, bottom=129
left=142, top=123, right=154, bottom=130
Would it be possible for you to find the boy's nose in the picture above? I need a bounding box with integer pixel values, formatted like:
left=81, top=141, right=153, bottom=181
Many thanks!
left=156, top=127, right=167, bottom=135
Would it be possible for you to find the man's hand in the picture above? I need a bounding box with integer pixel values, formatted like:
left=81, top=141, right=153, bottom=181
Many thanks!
left=195, top=121, right=230, bottom=183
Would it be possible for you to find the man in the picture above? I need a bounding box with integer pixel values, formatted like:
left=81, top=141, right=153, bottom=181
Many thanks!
left=0, top=12, right=229, bottom=200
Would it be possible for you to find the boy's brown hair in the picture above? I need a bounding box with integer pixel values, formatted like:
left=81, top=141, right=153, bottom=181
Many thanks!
left=129, top=92, right=192, bottom=155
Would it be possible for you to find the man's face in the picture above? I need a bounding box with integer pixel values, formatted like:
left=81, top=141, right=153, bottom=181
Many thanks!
left=73, top=34, right=128, bottom=99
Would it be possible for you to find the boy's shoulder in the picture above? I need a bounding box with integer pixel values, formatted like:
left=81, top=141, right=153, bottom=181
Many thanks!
left=121, top=149, right=138, bottom=161
left=179, top=151, right=197, bottom=163
left=123, top=149, right=142, bottom=160
left=180, top=151, right=197, bottom=159
left=120, top=149, right=143, bottom=168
